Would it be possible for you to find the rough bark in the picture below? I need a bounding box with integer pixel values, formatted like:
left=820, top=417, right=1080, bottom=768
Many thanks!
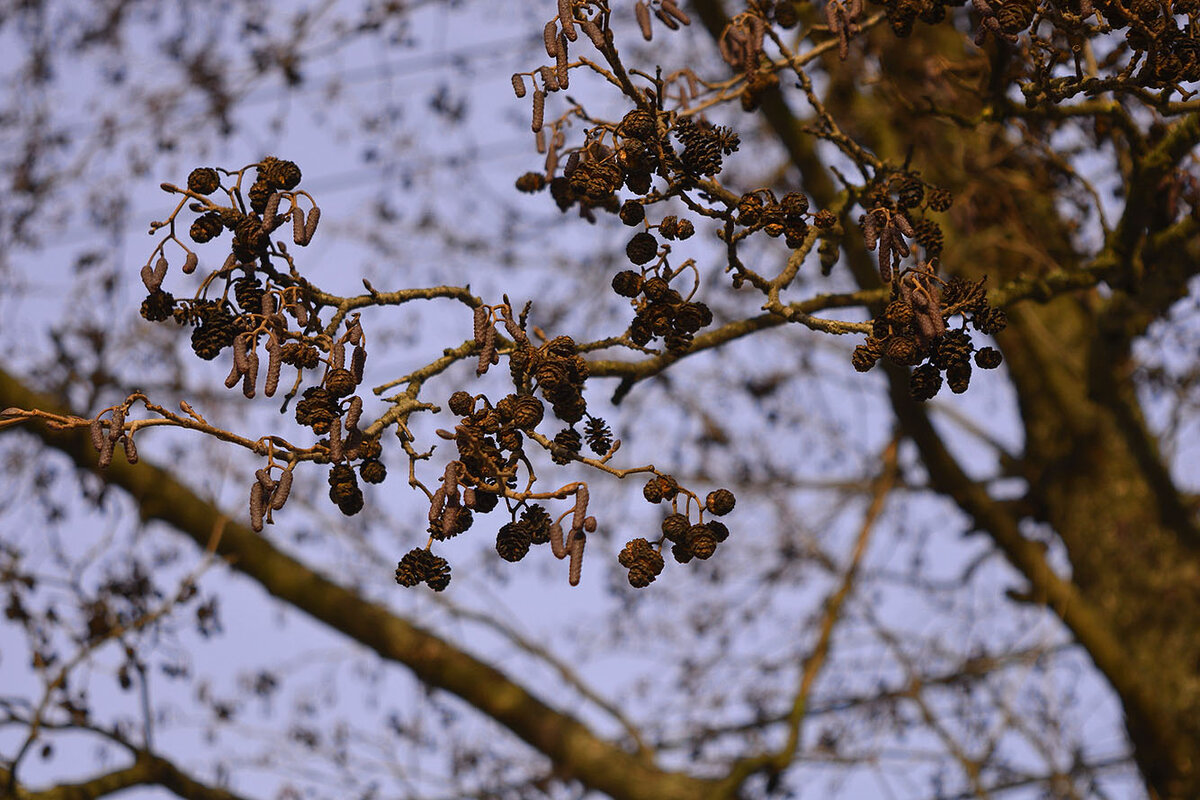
left=689, top=1, right=1200, bottom=794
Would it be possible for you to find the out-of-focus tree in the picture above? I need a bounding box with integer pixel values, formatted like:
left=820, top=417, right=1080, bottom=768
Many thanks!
left=2, top=0, right=1200, bottom=798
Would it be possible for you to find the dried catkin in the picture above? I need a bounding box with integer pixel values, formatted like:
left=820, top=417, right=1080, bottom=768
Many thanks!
left=346, top=320, right=363, bottom=346
left=571, top=483, right=589, bottom=534
left=556, top=34, right=570, bottom=89
left=292, top=206, right=307, bottom=245
left=580, top=18, right=605, bottom=48
left=536, top=127, right=547, bottom=154
left=270, top=469, right=293, bottom=510
left=583, top=515, right=597, bottom=532
left=476, top=324, right=497, bottom=376
left=225, top=358, right=243, bottom=389
left=332, top=341, right=345, bottom=370
left=558, top=0, right=577, bottom=41
left=182, top=251, right=198, bottom=274
left=242, top=349, right=258, bottom=398
left=122, top=432, right=138, bottom=464
left=264, top=339, right=282, bottom=397
left=661, top=0, right=691, bottom=25
left=429, top=486, right=447, bottom=522
left=654, top=6, right=680, bottom=29
left=544, top=20, right=559, bottom=57
left=862, top=212, right=880, bottom=250
left=351, top=346, right=366, bottom=384
left=345, top=395, right=363, bottom=430
left=749, top=14, right=765, bottom=55
left=262, top=193, right=281, bottom=228
left=473, top=305, right=489, bottom=345
left=141, top=263, right=160, bottom=292
left=250, top=481, right=266, bottom=532
left=292, top=299, right=309, bottom=326
left=109, top=408, right=125, bottom=443
left=549, top=521, right=567, bottom=559
left=98, top=436, right=114, bottom=469
left=90, top=418, right=106, bottom=452
left=329, top=416, right=343, bottom=462
left=233, top=333, right=252, bottom=373
left=511, top=74, right=527, bottom=99
left=304, top=206, right=321, bottom=242
left=635, top=1, right=653, bottom=40
left=532, top=89, right=545, bottom=133
left=568, top=531, right=585, bottom=585
left=255, top=467, right=276, bottom=494
left=540, top=65, right=559, bottom=92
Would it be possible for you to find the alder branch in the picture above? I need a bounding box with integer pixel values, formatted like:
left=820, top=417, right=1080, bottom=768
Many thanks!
left=724, top=435, right=899, bottom=785
left=881, top=361, right=1194, bottom=790
left=0, top=752, right=254, bottom=800
left=0, top=367, right=734, bottom=800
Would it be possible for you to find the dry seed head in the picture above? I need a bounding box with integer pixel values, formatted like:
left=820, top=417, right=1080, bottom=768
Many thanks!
left=511, top=73, right=527, bottom=98
left=544, top=20, right=560, bottom=58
